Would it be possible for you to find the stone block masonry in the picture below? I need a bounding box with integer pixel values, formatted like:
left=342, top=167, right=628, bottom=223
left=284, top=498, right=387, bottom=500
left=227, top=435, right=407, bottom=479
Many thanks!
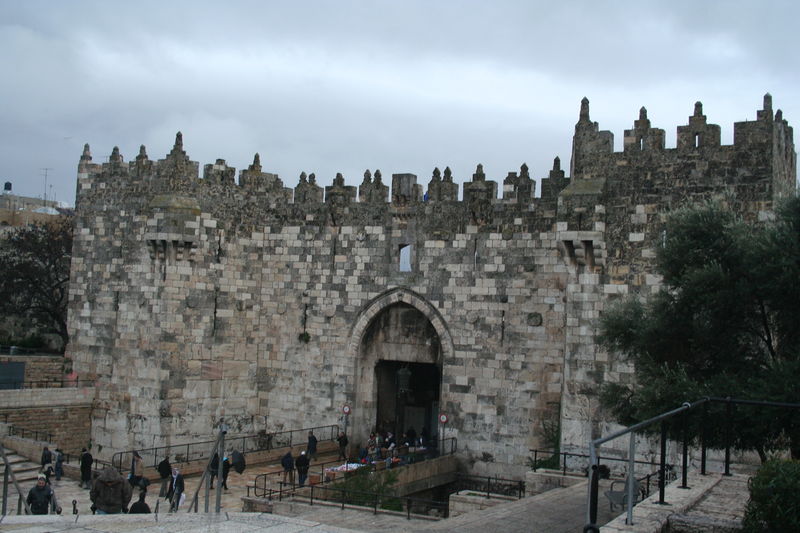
left=0, top=387, right=93, bottom=455
left=65, top=95, right=795, bottom=479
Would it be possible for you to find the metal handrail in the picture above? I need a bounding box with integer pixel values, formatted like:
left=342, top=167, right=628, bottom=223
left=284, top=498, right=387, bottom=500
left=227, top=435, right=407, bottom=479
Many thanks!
left=112, top=424, right=339, bottom=473
left=452, top=473, right=526, bottom=499
left=529, top=448, right=675, bottom=475
left=249, top=437, right=458, bottom=498
left=583, top=397, right=800, bottom=532
left=270, top=480, right=450, bottom=520
left=7, top=426, right=53, bottom=443
left=0, top=445, right=33, bottom=515
left=0, top=379, right=94, bottom=390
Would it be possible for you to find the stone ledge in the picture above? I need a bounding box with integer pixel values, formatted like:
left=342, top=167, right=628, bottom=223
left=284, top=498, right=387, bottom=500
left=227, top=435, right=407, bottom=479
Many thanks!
left=601, top=472, right=722, bottom=532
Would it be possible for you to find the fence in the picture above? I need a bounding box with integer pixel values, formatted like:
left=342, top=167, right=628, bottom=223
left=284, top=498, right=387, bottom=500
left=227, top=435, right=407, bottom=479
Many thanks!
left=250, top=436, right=459, bottom=499
left=273, top=481, right=450, bottom=520
left=583, top=397, right=800, bottom=533
left=0, top=379, right=94, bottom=390
left=112, top=424, right=339, bottom=473
left=451, top=473, right=525, bottom=499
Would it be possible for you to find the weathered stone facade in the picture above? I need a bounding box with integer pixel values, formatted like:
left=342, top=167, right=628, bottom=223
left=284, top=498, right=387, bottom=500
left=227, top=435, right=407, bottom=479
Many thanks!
left=66, top=95, right=795, bottom=477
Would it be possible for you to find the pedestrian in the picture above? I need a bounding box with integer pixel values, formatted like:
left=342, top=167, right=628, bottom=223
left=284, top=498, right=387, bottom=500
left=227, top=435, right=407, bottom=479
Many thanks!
left=90, top=466, right=132, bottom=514
left=128, top=489, right=151, bottom=514
left=129, top=451, right=143, bottom=488
left=221, top=456, right=231, bottom=490
left=295, top=450, right=310, bottom=487
left=79, top=448, right=93, bottom=489
left=42, top=464, right=55, bottom=484
left=281, top=449, right=295, bottom=486
left=27, top=474, right=59, bottom=515
left=40, top=446, right=52, bottom=469
left=337, top=432, right=349, bottom=461
left=307, top=430, right=318, bottom=461
left=54, top=448, right=64, bottom=481
left=157, top=456, right=171, bottom=497
left=209, top=452, right=219, bottom=489
left=166, top=467, right=184, bottom=512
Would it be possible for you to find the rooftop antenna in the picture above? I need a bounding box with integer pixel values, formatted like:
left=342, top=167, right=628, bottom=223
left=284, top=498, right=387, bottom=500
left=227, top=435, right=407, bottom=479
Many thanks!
left=41, top=168, right=52, bottom=205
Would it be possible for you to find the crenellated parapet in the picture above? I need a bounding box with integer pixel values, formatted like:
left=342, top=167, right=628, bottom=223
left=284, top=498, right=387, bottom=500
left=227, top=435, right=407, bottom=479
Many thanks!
left=73, top=95, right=794, bottom=233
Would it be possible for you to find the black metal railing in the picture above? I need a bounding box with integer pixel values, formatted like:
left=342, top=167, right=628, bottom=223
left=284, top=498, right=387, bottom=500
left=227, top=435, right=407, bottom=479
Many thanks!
left=583, top=397, right=800, bottom=532
left=271, top=480, right=450, bottom=520
left=7, top=425, right=53, bottom=443
left=0, top=345, right=39, bottom=356
left=249, top=437, right=458, bottom=498
left=451, top=473, right=525, bottom=499
left=112, top=424, right=339, bottom=473
left=530, top=447, right=679, bottom=478
left=0, top=379, right=94, bottom=390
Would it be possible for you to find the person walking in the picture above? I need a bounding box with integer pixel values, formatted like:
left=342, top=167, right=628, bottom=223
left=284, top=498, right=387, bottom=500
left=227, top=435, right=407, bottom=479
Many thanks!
left=157, top=456, right=171, bottom=497
left=27, top=474, right=58, bottom=515
left=40, top=446, right=52, bottom=470
left=54, top=448, right=64, bottom=481
left=166, top=467, right=184, bottom=512
left=295, top=451, right=310, bottom=487
left=306, top=430, right=318, bottom=461
left=337, top=432, right=349, bottom=461
left=90, top=466, right=132, bottom=514
left=130, top=451, right=144, bottom=488
left=221, top=456, right=231, bottom=490
left=281, top=449, right=295, bottom=486
left=79, top=448, right=93, bottom=489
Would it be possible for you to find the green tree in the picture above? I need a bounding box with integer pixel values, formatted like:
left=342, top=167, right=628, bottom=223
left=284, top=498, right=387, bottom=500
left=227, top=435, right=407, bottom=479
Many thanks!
left=598, top=199, right=800, bottom=460
left=0, top=217, right=73, bottom=351
left=742, top=460, right=800, bottom=532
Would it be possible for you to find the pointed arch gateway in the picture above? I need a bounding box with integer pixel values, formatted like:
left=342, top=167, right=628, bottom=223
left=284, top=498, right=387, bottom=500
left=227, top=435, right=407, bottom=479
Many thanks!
left=347, top=288, right=454, bottom=447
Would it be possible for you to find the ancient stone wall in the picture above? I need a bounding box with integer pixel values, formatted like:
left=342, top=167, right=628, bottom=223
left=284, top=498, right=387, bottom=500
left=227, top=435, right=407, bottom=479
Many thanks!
left=0, top=387, right=93, bottom=455
left=66, top=95, right=795, bottom=477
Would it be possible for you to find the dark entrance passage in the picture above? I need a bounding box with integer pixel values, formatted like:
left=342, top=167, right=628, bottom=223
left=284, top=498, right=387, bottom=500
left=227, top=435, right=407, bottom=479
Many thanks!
left=375, top=360, right=440, bottom=443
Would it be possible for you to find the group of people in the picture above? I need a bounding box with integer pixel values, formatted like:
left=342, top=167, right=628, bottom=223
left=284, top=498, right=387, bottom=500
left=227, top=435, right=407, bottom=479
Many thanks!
left=27, top=446, right=185, bottom=515
left=360, top=427, right=428, bottom=462
left=280, top=430, right=318, bottom=487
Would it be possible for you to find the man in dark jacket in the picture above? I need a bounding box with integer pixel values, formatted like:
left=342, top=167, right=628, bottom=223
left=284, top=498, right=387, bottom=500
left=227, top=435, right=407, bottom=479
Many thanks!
left=307, top=430, right=318, bottom=460
left=40, top=447, right=52, bottom=469
left=221, top=456, right=231, bottom=490
left=128, top=489, right=151, bottom=514
left=281, top=450, right=295, bottom=485
left=295, top=451, right=310, bottom=487
left=27, top=474, right=57, bottom=514
left=157, top=457, right=171, bottom=497
left=90, top=466, right=132, bottom=514
left=166, top=467, right=184, bottom=512
left=337, top=432, right=349, bottom=461
left=79, top=448, right=93, bottom=489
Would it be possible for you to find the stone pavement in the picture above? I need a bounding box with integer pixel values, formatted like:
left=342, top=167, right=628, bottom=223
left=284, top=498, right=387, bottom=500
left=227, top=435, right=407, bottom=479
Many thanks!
left=0, top=512, right=363, bottom=532
left=1, top=479, right=617, bottom=533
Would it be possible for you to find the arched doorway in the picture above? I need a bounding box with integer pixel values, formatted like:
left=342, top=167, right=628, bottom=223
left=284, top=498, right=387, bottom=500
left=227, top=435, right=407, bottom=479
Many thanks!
left=348, top=289, right=453, bottom=447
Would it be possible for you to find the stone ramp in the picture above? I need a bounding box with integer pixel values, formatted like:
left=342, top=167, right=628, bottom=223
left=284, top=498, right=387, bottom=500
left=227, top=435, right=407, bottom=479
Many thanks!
left=667, top=474, right=748, bottom=533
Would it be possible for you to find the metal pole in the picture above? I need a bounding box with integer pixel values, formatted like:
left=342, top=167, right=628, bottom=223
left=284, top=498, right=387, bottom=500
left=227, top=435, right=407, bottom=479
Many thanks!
left=701, top=402, right=708, bottom=475
left=215, top=422, right=227, bottom=513
left=724, top=399, right=732, bottom=476
left=2, top=462, right=8, bottom=515
left=659, top=421, right=667, bottom=504
left=681, top=409, right=689, bottom=489
left=627, top=431, right=635, bottom=525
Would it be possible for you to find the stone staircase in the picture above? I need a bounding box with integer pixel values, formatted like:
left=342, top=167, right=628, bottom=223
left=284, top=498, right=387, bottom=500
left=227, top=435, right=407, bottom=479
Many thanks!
left=1, top=445, right=43, bottom=511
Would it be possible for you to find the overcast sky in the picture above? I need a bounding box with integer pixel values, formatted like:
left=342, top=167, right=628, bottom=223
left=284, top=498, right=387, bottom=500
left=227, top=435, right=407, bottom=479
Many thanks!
left=1, top=1, right=797, bottom=207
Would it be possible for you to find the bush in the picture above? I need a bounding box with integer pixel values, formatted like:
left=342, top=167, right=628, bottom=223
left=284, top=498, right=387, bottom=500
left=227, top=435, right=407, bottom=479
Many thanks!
left=742, top=459, right=800, bottom=532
